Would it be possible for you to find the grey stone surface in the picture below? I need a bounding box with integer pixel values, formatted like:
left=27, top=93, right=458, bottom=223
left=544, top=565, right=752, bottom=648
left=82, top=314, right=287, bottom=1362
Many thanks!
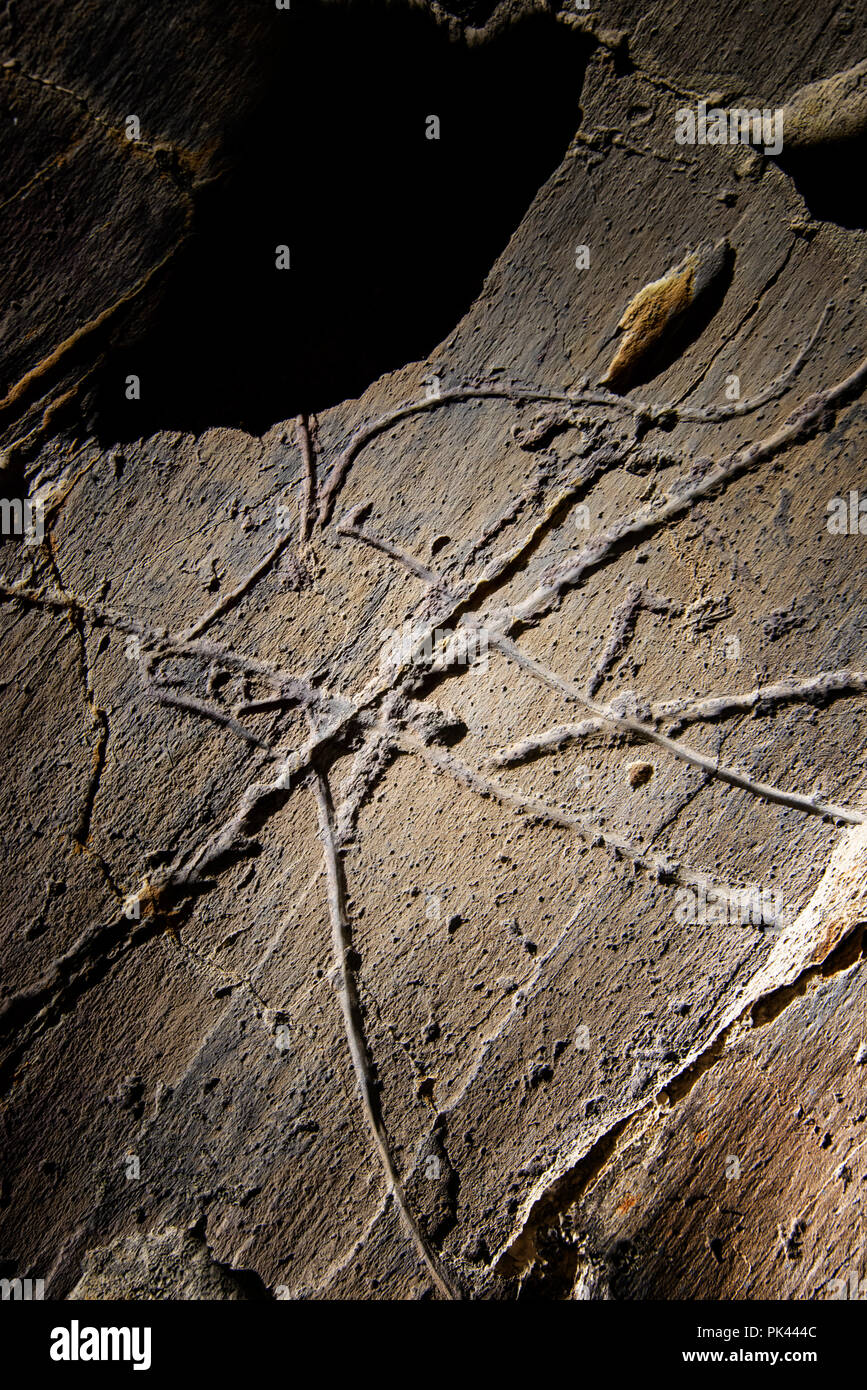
left=1, top=0, right=866, bottom=1299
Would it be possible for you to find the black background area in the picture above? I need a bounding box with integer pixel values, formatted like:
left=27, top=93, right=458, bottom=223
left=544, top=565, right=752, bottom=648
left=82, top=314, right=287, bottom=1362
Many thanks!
left=91, top=1, right=591, bottom=440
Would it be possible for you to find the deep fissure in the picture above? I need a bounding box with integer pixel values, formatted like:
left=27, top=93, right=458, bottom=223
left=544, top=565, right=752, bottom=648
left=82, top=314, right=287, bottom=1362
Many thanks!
left=88, top=3, right=593, bottom=441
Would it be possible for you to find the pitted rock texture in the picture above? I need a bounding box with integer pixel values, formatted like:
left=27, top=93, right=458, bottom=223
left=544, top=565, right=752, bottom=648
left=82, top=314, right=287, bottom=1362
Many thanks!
left=1, top=0, right=866, bottom=1299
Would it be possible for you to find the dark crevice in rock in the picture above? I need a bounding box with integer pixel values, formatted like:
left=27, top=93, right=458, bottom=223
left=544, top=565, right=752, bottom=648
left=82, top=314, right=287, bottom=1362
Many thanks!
left=774, top=138, right=867, bottom=230
left=85, top=2, right=593, bottom=441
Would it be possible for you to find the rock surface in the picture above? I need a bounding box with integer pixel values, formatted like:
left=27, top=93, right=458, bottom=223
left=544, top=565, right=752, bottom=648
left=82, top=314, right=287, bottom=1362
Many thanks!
left=1, top=0, right=866, bottom=1300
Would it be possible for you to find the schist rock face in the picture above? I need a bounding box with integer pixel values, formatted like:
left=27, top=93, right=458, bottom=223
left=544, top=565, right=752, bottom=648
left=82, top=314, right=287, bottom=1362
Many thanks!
left=1, top=0, right=866, bottom=1303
